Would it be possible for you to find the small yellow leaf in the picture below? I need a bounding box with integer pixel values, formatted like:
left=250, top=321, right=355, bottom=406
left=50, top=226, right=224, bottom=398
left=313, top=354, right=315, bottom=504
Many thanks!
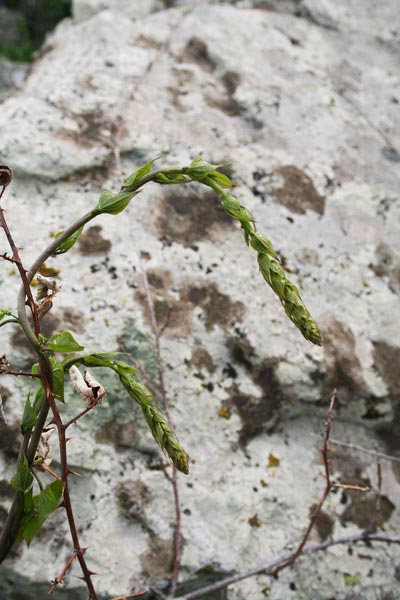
left=39, top=263, right=60, bottom=277
left=267, top=452, right=280, bottom=468
left=217, top=407, right=231, bottom=419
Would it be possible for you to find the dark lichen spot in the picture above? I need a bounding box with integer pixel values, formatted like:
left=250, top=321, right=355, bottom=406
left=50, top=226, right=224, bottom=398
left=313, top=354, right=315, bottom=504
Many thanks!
left=227, top=336, right=256, bottom=371
left=135, top=289, right=192, bottom=336
left=180, top=282, right=245, bottom=331
left=272, top=166, right=325, bottom=215
left=181, top=37, right=216, bottom=72
left=309, top=504, right=334, bottom=540
left=189, top=346, right=215, bottom=373
left=225, top=336, right=288, bottom=443
left=78, top=225, right=111, bottom=255
left=228, top=365, right=283, bottom=445
left=340, top=494, right=395, bottom=532
left=320, top=317, right=366, bottom=403
left=96, top=420, right=139, bottom=452
left=154, top=186, right=234, bottom=247
left=146, top=268, right=172, bottom=291
left=115, top=480, right=151, bottom=524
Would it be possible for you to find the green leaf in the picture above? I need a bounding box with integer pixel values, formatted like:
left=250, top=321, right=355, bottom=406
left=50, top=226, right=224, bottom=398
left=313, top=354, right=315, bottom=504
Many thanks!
left=207, top=171, right=233, bottom=188
left=111, top=360, right=137, bottom=375
left=97, top=189, right=138, bottom=215
left=33, top=388, right=45, bottom=414
left=0, top=308, right=17, bottom=321
left=344, top=574, right=361, bottom=587
left=35, top=480, right=63, bottom=522
left=153, top=173, right=190, bottom=185
left=47, top=331, right=84, bottom=353
left=53, top=226, right=84, bottom=255
left=50, top=357, right=65, bottom=401
left=21, top=394, right=37, bottom=434
left=122, top=157, right=159, bottom=189
left=10, top=459, right=33, bottom=493
left=187, top=157, right=221, bottom=181
left=64, top=353, right=137, bottom=377
left=22, top=480, right=63, bottom=545
left=33, top=359, right=64, bottom=401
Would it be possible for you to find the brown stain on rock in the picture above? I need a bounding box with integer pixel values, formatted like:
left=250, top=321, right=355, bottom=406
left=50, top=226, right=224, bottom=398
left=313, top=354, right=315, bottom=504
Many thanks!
left=373, top=341, right=400, bottom=396
left=320, top=316, right=366, bottom=403
left=60, top=109, right=117, bottom=148
left=373, top=341, right=400, bottom=469
left=78, top=225, right=111, bottom=255
left=154, top=186, right=234, bottom=247
left=115, top=480, right=151, bottom=524
left=226, top=336, right=287, bottom=444
left=96, top=420, right=140, bottom=452
left=189, top=346, right=215, bottom=373
left=370, top=243, right=400, bottom=294
left=0, top=422, right=21, bottom=459
left=168, top=85, right=187, bottom=112
left=0, top=479, right=13, bottom=499
left=272, top=166, right=325, bottom=214
left=140, top=535, right=174, bottom=580
left=309, top=504, right=334, bottom=541
left=135, top=289, right=192, bottom=336
left=180, top=282, right=245, bottom=331
left=180, top=37, right=216, bottom=72
left=206, top=71, right=242, bottom=117
left=340, top=493, right=395, bottom=532
left=58, top=307, right=86, bottom=334
left=135, top=34, right=163, bottom=49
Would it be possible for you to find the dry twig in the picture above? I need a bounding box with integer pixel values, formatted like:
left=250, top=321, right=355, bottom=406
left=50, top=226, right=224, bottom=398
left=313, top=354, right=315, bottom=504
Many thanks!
left=139, top=258, right=183, bottom=598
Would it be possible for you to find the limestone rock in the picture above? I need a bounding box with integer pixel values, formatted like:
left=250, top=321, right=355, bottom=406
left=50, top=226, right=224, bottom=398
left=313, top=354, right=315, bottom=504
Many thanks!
left=0, top=1, right=399, bottom=599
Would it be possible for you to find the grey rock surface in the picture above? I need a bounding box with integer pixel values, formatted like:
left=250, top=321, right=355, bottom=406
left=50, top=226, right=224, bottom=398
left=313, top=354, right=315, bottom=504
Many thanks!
left=0, top=1, right=399, bottom=599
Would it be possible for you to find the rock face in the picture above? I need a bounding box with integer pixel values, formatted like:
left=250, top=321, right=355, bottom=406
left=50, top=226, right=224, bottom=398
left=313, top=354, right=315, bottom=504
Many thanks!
left=0, top=1, right=399, bottom=599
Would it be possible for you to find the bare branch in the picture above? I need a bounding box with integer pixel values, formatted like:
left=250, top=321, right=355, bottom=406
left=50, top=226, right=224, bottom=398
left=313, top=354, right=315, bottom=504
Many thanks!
left=173, top=533, right=400, bottom=600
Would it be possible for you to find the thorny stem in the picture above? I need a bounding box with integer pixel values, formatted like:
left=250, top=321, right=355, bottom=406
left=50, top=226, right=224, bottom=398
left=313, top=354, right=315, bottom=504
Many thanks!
left=0, top=176, right=100, bottom=596
left=48, top=550, right=79, bottom=594
left=6, top=370, right=41, bottom=378
left=139, top=260, right=183, bottom=597
left=269, top=390, right=337, bottom=575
